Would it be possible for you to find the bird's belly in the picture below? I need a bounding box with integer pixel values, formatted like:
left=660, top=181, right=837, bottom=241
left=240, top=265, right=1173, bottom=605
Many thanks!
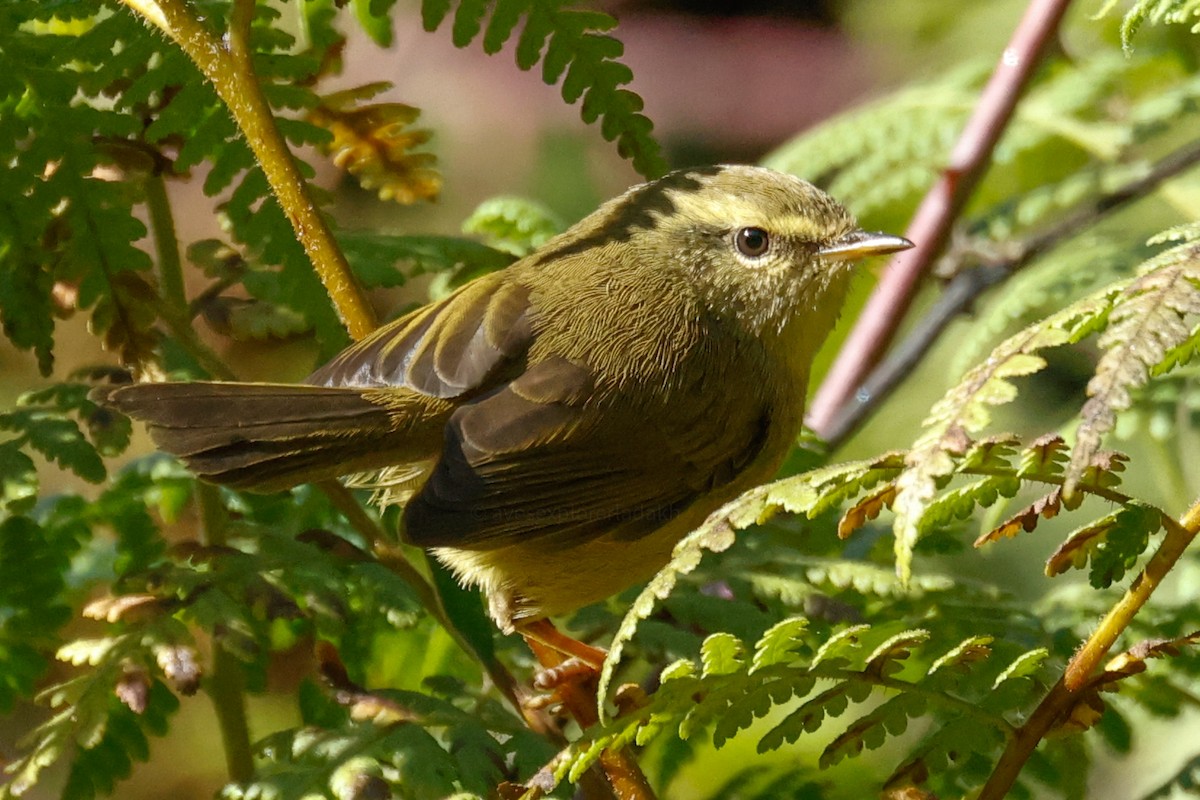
left=431, top=443, right=788, bottom=632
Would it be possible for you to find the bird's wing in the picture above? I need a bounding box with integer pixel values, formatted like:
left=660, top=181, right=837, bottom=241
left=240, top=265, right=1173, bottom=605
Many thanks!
left=100, top=271, right=535, bottom=493
left=306, top=270, right=532, bottom=399
left=403, top=354, right=773, bottom=551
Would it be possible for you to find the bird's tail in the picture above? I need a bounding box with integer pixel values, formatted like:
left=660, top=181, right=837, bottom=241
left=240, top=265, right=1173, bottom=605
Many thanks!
left=95, top=382, right=426, bottom=491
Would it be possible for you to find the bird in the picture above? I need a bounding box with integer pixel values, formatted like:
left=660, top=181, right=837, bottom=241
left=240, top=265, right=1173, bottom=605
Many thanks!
left=98, top=164, right=911, bottom=659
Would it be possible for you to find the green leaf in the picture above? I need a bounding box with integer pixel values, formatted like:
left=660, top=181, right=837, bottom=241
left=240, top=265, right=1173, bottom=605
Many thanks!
left=1, top=410, right=105, bottom=483
left=751, top=617, right=810, bottom=672
left=461, top=196, right=565, bottom=256
left=0, top=442, right=38, bottom=514
left=700, top=632, right=746, bottom=677
left=1045, top=502, right=1164, bottom=588
left=421, top=0, right=665, bottom=177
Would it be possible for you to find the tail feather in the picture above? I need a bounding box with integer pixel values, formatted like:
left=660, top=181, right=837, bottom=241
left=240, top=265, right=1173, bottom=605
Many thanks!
left=96, top=382, right=436, bottom=491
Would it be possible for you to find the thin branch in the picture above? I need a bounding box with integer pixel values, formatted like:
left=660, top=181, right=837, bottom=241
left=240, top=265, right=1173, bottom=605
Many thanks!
left=1064, top=502, right=1200, bottom=689
left=807, top=0, right=1073, bottom=437
left=195, top=483, right=255, bottom=784
left=316, top=481, right=538, bottom=728
left=978, top=498, right=1200, bottom=800
left=820, top=137, right=1200, bottom=449
left=120, top=0, right=377, bottom=341
left=142, top=169, right=238, bottom=380
left=144, top=171, right=186, bottom=310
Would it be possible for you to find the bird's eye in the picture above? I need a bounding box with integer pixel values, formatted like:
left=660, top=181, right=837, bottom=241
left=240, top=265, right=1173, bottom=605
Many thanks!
left=734, top=227, right=770, bottom=258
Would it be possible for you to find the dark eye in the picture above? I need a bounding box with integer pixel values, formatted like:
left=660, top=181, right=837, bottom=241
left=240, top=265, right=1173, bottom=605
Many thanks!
left=735, top=227, right=770, bottom=258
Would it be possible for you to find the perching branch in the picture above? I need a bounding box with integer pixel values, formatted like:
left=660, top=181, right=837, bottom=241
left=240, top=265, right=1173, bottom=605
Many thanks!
left=807, top=0, right=1074, bottom=437
left=819, top=136, right=1200, bottom=449
left=119, top=0, right=378, bottom=341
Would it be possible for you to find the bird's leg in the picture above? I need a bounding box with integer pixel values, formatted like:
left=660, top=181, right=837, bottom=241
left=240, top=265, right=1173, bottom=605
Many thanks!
left=521, top=618, right=607, bottom=669
left=519, top=618, right=611, bottom=716
left=519, top=620, right=657, bottom=799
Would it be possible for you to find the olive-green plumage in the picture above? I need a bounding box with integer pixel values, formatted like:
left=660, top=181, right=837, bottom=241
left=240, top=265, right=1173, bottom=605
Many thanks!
left=99, top=165, right=911, bottom=632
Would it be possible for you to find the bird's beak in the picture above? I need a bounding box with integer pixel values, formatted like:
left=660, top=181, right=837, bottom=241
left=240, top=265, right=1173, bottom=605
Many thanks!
left=819, top=231, right=914, bottom=261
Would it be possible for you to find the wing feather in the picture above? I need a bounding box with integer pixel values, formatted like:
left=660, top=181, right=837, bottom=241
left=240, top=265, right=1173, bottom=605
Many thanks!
left=306, top=270, right=530, bottom=399
left=403, top=354, right=773, bottom=551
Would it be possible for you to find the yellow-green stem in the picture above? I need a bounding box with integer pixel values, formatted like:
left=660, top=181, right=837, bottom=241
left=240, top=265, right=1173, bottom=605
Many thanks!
left=196, top=483, right=255, bottom=784
left=980, top=498, right=1200, bottom=800
left=144, top=171, right=186, bottom=310
left=1065, top=501, right=1200, bottom=689
left=142, top=170, right=237, bottom=380
left=122, top=0, right=377, bottom=341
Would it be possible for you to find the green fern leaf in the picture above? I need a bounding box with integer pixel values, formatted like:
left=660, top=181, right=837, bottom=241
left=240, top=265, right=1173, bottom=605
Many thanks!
left=1150, top=321, right=1200, bottom=376
left=927, top=636, right=995, bottom=680
left=1018, top=434, right=1071, bottom=479
left=461, top=196, right=565, bottom=256
left=700, top=632, right=746, bottom=677
left=993, top=648, right=1052, bottom=689
left=1067, top=230, right=1200, bottom=491
left=713, top=674, right=812, bottom=749
left=598, top=454, right=904, bottom=714
left=887, top=715, right=1006, bottom=793
left=1, top=404, right=105, bottom=484
left=757, top=679, right=872, bottom=754
left=951, top=239, right=1137, bottom=377
left=353, top=0, right=399, bottom=46
left=0, top=515, right=78, bottom=713
left=893, top=282, right=1125, bottom=582
left=918, top=475, right=1022, bottom=537
left=865, top=630, right=930, bottom=679
left=763, top=64, right=986, bottom=217
left=1103, top=0, right=1200, bottom=51
left=421, top=0, right=665, bottom=177
left=811, top=624, right=871, bottom=670
left=0, top=443, right=38, bottom=514
left=1044, top=502, right=1164, bottom=588
left=798, top=560, right=956, bottom=598
left=820, top=692, right=927, bottom=769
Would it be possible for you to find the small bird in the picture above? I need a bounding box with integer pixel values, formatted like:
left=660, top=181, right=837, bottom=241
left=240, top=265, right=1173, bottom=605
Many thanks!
left=100, top=165, right=910, bottom=649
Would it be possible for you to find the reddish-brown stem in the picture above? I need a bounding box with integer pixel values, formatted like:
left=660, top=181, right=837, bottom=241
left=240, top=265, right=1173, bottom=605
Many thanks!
left=807, top=0, right=1074, bottom=437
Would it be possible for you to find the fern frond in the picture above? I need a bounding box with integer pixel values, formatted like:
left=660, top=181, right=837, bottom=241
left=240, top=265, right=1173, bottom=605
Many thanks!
left=1097, top=0, right=1200, bottom=51
left=568, top=624, right=1039, bottom=797
left=3, top=623, right=186, bottom=797
left=228, top=686, right=536, bottom=800
left=1066, top=227, right=1200, bottom=490
left=422, top=0, right=665, bottom=177
left=752, top=558, right=957, bottom=602
left=763, top=64, right=985, bottom=218
left=1044, top=502, right=1164, bottom=587
left=598, top=453, right=906, bottom=709
left=892, top=283, right=1126, bottom=581
left=461, top=195, right=565, bottom=256
left=308, top=84, right=442, bottom=205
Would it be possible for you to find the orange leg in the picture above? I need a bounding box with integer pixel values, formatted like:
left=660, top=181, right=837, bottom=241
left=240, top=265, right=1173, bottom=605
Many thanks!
left=519, top=618, right=607, bottom=669
left=518, top=620, right=656, bottom=799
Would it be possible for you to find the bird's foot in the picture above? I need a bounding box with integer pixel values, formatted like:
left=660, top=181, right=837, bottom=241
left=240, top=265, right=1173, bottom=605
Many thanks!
left=524, top=657, right=599, bottom=712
